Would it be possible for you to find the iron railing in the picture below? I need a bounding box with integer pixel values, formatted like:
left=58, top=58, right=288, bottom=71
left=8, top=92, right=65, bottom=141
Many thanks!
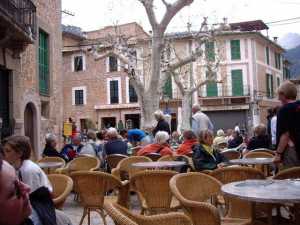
left=0, top=0, right=36, bottom=40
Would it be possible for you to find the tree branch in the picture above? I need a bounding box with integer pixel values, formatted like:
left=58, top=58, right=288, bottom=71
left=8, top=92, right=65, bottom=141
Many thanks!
left=161, top=0, right=171, bottom=8
left=171, top=71, right=185, bottom=94
left=139, top=0, right=158, bottom=29
left=160, top=0, right=193, bottom=32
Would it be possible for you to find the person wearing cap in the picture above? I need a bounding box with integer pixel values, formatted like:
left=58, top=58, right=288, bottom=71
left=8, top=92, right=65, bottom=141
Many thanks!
left=213, top=129, right=227, bottom=150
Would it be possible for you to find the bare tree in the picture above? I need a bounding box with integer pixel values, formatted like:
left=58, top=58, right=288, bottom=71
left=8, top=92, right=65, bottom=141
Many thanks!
left=164, top=23, right=225, bottom=131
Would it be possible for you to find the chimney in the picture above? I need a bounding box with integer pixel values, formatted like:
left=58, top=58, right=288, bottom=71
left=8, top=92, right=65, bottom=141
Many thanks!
left=273, top=37, right=278, bottom=42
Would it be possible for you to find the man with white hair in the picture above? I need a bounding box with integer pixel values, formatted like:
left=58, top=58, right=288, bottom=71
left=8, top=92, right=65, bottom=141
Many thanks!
left=43, top=134, right=67, bottom=161
left=152, top=110, right=171, bottom=136
left=137, top=131, right=173, bottom=156
left=103, top=127, right=128, bottom=156
left=191, top=104, right=213, bottom=136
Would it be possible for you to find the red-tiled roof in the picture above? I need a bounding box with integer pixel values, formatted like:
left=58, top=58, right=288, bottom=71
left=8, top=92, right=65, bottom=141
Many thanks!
left=230, top=20, right=269, bottom=31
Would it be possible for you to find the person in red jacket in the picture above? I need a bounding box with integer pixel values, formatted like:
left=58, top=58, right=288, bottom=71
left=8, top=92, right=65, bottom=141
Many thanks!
left=176, top=130, right=198, bottom=155
left=137, top=131, right=173, bottom=156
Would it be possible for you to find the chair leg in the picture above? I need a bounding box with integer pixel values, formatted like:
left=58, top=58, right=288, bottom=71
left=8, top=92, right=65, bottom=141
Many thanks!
left=95, top=209, right=107, bottom=225
left=88, top=208, right=91, bottom=225
left=79, top=208, right=87, bottom=225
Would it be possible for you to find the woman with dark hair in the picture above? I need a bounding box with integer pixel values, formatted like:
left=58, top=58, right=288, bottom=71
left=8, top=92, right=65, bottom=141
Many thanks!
left=2, top=135, right=52, bottom=193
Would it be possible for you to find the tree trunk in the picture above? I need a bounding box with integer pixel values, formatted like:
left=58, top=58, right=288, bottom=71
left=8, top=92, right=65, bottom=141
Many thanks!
left=180, top=92, right=192, bottom=131
left=139, top=91, right=160, bottom=130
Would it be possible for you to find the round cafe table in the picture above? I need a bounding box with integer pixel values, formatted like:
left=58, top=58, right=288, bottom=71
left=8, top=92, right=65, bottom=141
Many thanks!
left=38, top=162, right=64, bottom=174
left=131, top=161, right=186, bottom=170
left=228, top=158, right=274, bottom=175
left=222, top=179, right=300, bottom=225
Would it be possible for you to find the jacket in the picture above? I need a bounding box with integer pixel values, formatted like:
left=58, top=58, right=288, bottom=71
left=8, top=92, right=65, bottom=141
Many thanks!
left=137, top=143, right=173, bottom=156
left=176, top=139, right=198, bottom=155
left=153, top=119, right=171, bottom=136
left=192, top=144, right=227, bottom=171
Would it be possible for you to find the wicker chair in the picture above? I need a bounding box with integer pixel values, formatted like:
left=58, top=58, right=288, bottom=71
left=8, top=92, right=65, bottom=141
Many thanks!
left=56, top=156, right=100, bottom=175
left=104, top=202, right=192, bottom=225
left=145, top=153, right=161, bottom=161
left=71, top=171, right=130, bottom=225
left=111, top=156, right=152, bottom=181
left=169, top=172, right=250, bottom=225
left=48, top=174, right=73, bottom=209
left=131, top=170, right=179, bottom=214
left=107, top=154, right=128, bottom=170
left=210, top=167, right=265, bottom=220
left=220, top=150, right=241, bottom=160
left=37, top=157, right=66, bottom=174
left=273, top=166, right=300, bottom=179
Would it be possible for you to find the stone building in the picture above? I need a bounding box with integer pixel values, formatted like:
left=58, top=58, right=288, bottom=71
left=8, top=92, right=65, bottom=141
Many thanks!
left=0, top=0, right=63, bottom=158
left=62, top=20, right=284, bottom=133
left=62, top=23, right=148, bottom=131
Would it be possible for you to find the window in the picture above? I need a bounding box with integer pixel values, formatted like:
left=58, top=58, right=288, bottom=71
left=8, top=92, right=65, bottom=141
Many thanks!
left=206, top=72, right=218, bottom=97
left=205, top=41, right=215, bottom=61
left=109, top=56, right=118, bottom=72
left=230, top=40, right=241, bottom=60
left=75, top=90, right=84, bottom=105
left=39, top=30, right=49, bottom=95
left=266, top=74, right=274, bottom=98
left=231, top=69, right=243, bottom=96
left=275, top=53, right=281, bottom=70
left=277, top=77, right=280, bottom=88
left=110, top=80, right=119, bottom=103
left=163, top=76, right=173, bottom=99
left=129, top=82, right=138, bottom=103
left=266, top=47, right=270, bottom=65
left=74, top=56, right=83, bottom=71
left=72, top=87, right=86, bottom=105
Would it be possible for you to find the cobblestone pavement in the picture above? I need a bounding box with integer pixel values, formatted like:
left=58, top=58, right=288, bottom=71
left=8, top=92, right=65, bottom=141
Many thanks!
left=62, top=193, right=140, bottom=225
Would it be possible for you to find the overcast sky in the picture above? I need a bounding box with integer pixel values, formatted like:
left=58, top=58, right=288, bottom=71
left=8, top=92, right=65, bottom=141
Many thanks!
left=62, top=0, right=300, bottom=38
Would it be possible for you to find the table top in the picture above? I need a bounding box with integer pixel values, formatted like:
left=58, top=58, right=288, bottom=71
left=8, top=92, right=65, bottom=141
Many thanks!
left=131, top=161, right=186, bottom=169
left=228, top=157, right=274, bottom=165
left=38, top=162, right=64, bottom=169
left=222, top=179, right=300, bottom=204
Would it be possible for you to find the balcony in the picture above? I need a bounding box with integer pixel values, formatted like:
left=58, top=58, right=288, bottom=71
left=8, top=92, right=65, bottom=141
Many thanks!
left=0, top=0, right=36, bottom=47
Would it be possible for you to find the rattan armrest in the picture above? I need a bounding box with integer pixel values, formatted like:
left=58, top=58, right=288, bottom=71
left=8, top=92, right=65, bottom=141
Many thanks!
left=144, top=212, right=192, bottom=225
left=112, top=168, right=121, bottom=179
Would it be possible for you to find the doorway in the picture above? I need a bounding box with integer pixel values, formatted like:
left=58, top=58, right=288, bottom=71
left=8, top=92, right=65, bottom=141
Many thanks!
left=0, top=68, right=11, bottom=139
left=24, top=103, right=37, bottom=159
left=125, top=114, right=140, bottom=129
left=101, top=117, right=116, bottom=129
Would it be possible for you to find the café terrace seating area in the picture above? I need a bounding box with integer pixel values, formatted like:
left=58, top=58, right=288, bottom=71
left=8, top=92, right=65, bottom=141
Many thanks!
left=38, top=150, right=300, bottom=225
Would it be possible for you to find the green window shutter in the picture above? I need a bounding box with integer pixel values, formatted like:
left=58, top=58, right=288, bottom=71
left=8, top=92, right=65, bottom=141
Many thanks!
left=39, top=30, right=49, bottom=96
left=110, top=80, right=119, bottom=104
left=129, top=82, right=138, bottom=103
left=205, top=41, right=215, bottom=61
left=231, top=69, right=243, bottom=96
left=230, top=40, right=241, bottom=60
left=266, top=47, right=270, bottom=65
left=163, top=76, right=172, bottom=99
left=270, top=75, right=274, bottom=98
left=266, top=74, right=274, bottom=98
left=206, top=72, right=218, bottom=97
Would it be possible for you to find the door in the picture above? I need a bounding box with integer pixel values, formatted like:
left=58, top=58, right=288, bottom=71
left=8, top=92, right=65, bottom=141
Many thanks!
left=24, top=103, right=36, bottom=160
left=0, top=68, right=10, bottom=139
left=102, top=117, right=116, bottom=129
left=231, top=69, right=244, bottom=96
left=125, top=114, right=140, bottom=129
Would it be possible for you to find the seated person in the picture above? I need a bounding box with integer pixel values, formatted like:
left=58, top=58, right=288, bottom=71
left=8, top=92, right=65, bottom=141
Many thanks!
left=228, top=130, right=243, bottom=149
left=137, top=131, right=173, bottom=156
left=243, top=124, right=270, bottom=155
left=79, top=131, right=98, bottom=157
left=192, top=130, right=227, bottom=171
left=3, top=135, right=52, bottom=193
left=170, top=131, right=181, bottom=147
left=213, top=129, right=227, bottom=150
left=0, top=151, right=72, bottom=225
left=103, top=128, right=128, bottom=156
left=60, top=135, right=83, bottom=161
left=126, top=129, right=145, bottom=145
left=43, top=134, right=67, bottom=161
left=176, top=130, right=198, bottom=155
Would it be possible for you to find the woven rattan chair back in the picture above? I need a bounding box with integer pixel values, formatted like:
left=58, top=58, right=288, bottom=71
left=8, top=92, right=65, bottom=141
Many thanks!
left=145, top=153, right=161, bottom=161
left=250, top=148, right=275, bottom=155
left=104, top=202, right=192, bottom=225
left=273, top=166, right=300, bottom=179
left=69, top=156, right=100, bottom=172
left=71, top=171, right=123, bottom=225
left=158, top=155, right=175, bottom=161
left=48, top=174, right=73, bottom=209
left=107, top=154, right=128, bottom=169
left=117, top=156, right=152, bottom=180
left=220, top=150, right=241, bottom=160
left=211, top=167, right=265, bottom=219
left=170, top=172, right=222, bottom=203
left=131, top=170, right=178, bottom=213
left=243, top=151, right=274, bottom=159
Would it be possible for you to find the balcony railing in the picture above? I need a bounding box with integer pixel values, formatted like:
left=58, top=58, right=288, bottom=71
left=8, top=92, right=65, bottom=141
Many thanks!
left=0, top=0, right=36, bottom=41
